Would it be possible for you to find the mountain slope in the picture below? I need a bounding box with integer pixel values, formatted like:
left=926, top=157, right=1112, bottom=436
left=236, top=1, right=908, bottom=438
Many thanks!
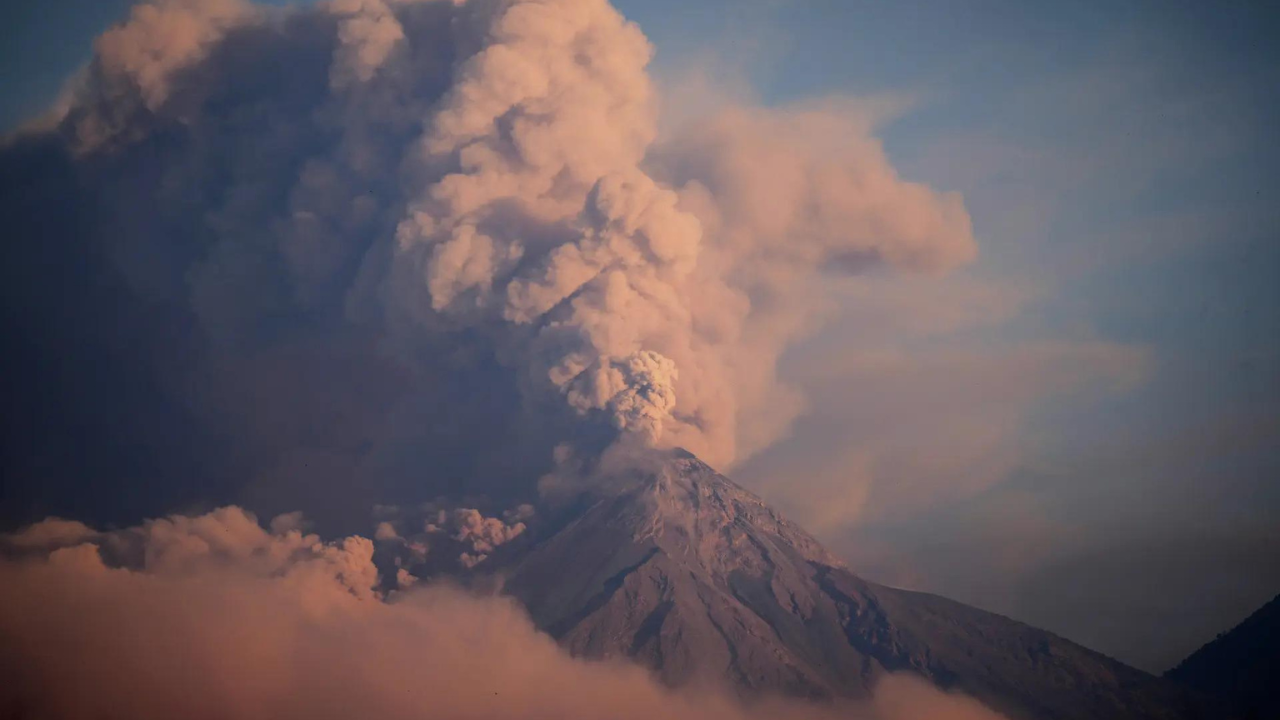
left=503, top=450, right=1198, bottom=720
left=1165, top=593, right=1280, bottom=719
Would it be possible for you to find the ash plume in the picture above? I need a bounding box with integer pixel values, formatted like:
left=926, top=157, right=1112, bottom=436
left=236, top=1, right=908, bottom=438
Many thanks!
left=1, top=0, right=973, bottom=525
left=373, top=500, right=534, bottom=572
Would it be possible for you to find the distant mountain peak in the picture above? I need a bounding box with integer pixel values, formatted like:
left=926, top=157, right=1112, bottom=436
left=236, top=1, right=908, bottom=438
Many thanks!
left=1166, top=593, right=1280, bottom=719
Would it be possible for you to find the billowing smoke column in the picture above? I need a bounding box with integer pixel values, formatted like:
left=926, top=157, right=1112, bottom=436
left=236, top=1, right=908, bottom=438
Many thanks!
left=388, top=0, right=700, bottom=445
left=376, top=0, right=976, bottom=464
left=3, top=0, right=974, bottom=523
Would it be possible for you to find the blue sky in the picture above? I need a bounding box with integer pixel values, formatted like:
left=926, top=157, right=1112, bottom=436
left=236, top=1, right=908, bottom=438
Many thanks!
left=641, top=0, right=1280, bottom=671
left=3, top=0, right=1277, bottom=672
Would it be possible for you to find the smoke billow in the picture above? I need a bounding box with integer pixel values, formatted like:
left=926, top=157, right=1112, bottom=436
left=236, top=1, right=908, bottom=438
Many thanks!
left=0, top=509, right=1008, bottom=720
left=1, top=0, right=972, bottom=523
left=373, top=500, right=534, bottom=572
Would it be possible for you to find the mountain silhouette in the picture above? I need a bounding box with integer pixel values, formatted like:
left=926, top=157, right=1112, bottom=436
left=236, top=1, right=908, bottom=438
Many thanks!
left=1166, top=593, right=1279, bottom=720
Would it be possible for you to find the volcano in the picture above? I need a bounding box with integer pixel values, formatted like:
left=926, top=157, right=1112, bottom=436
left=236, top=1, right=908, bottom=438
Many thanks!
left=495, top=450, right=1200, bottom=720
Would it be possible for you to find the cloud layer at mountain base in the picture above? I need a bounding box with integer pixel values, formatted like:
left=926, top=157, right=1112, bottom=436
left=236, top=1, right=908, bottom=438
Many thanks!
left=0, top=0, right=973, bottom=528
left=0, top=509, right=1007, bottom=720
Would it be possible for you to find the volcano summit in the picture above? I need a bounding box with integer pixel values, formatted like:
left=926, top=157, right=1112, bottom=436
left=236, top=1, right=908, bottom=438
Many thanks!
left=449, top=450, right=1199, bottom=720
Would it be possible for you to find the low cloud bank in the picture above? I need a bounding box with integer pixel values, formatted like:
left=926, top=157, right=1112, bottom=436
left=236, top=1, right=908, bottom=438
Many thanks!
left=0, top=508, right=1006, bottom=720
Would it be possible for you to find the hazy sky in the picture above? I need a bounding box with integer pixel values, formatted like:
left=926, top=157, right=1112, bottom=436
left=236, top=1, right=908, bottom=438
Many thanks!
left=2, top=0, right=1277, bottom=674
left=626, top=0, right=1280, bottom=672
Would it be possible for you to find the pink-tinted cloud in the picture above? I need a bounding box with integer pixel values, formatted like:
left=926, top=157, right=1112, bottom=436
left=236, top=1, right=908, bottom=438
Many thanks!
left=61, top=0, right=976, bottom=473
left=0, top=508, right=1008, bottom=720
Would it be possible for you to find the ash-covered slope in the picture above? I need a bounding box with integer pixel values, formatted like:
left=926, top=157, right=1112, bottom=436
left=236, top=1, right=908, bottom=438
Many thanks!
left=1165, top=593, right=1280, bottom=720
left=503, top=450, right=1197, bottom=720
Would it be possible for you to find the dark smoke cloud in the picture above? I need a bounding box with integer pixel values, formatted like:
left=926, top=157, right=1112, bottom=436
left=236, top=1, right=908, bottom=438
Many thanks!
left=1, top=0, right=973, bottom=533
